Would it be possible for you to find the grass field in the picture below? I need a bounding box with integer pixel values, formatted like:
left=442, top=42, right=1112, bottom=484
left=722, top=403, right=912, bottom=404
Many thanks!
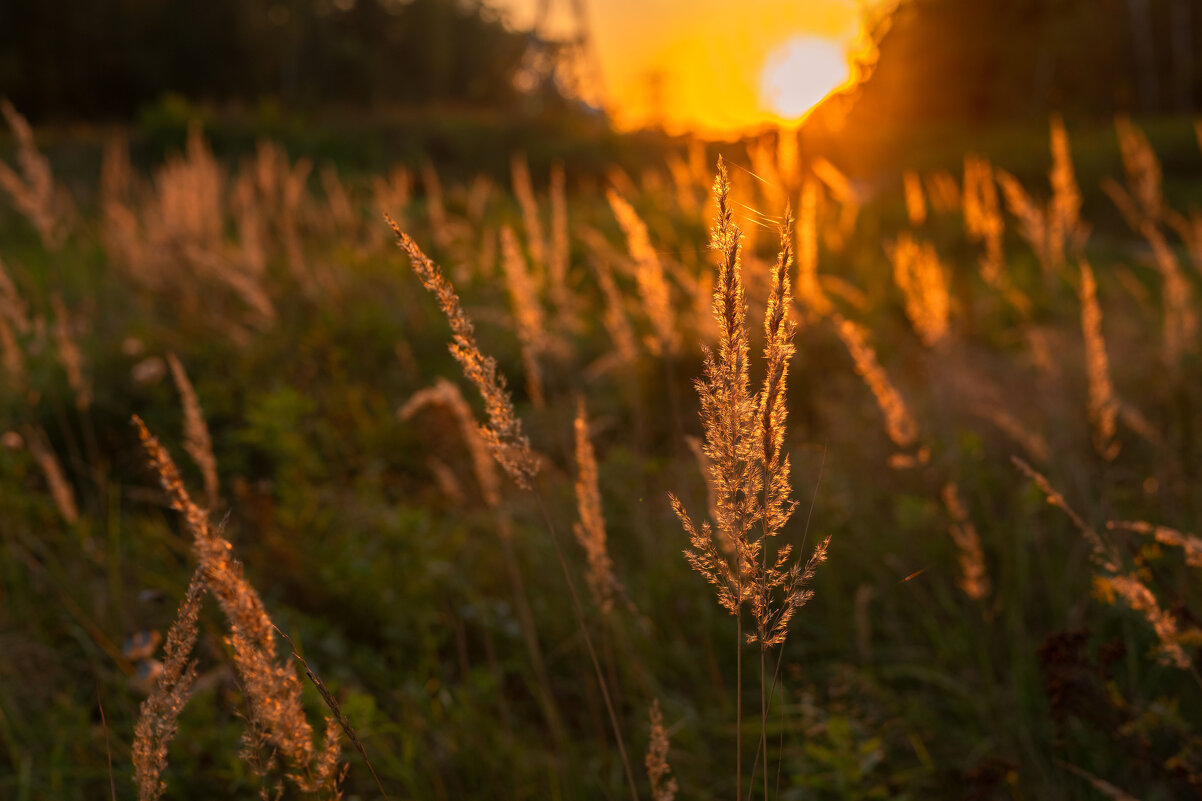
left=2, top=104, right=1202, bottom=800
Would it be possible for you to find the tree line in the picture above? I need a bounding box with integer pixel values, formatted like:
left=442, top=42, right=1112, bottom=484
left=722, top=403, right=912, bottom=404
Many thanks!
left=0, top=0, right=538, bottom=122
left=849, top=0, right=1201, bottom=128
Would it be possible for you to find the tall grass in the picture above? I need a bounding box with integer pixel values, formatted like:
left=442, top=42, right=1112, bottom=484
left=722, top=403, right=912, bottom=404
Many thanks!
left=4, top=106, right=1202, bottom=799
left=672, top=159, right=830, bottom=800
left=132, top=416, right=342, bottom=796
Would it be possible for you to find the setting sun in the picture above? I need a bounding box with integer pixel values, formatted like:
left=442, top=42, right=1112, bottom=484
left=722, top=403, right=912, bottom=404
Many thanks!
left=760, top=35, right=851, bottom=122
left=498, top=0, right=873, bottom=134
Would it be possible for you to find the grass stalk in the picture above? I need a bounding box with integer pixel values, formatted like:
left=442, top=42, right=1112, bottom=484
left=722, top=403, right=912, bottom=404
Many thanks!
left=534, top=492, right=640, bottom=801
left=275, top=627, right=390, bottom=800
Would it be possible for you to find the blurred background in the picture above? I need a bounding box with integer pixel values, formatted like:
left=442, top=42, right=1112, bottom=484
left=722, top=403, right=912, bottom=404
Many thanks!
left=4, top=0, right=1201, bottom=170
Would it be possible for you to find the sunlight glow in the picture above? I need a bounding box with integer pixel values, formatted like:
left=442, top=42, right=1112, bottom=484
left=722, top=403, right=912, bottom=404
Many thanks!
left=498, top=0, right=888, bottom=134
left=760, top=36, right=851, bottom=122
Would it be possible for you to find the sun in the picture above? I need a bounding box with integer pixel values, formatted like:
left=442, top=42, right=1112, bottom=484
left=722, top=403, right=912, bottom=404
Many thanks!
left=760, top=35, right=852, bottom=122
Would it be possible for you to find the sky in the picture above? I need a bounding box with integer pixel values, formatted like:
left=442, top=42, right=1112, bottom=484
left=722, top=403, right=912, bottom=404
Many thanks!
left=494, top=0, right=875, bottom=135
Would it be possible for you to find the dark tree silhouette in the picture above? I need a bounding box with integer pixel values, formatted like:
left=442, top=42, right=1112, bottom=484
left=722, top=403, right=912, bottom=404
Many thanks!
left=0, top=0, right=532, bottom=121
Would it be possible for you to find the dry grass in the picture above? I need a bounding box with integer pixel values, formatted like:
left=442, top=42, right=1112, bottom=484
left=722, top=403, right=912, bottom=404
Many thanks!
left=132, top=570, right=206, bottom=801
left=0, top=313, right=22, bottom=383
left=0, top=100, right=70, bottom=250
left=399, top=377, right=502, bottom=510
left=1141, top=222, right=1197, bottom=368
left=166, top=353, right=220, bottom=510
left=889, top=232, right=949, bottom=348
left=0, top=251, right=30, bottom=335
left=1109, top=521, right=1202, bottom=568
left=607, top=188, right=680, bottom=356
left=646, top=699, right=678, bottom=801
left=399, top=377, right=567, bottom=752
left=1116, top=116, right=1164, bottom=224
left=1015, top=457, right=1194, bottom=670
left=903, top=170, right=926, bottom=227
left=100, top=129, right=277, bottom=334
left=998, top=169, right=1054, bottom=276
left=962, top=154, right=1031, bottom=313
left=500, top=225, right=547, bottom=407
left=673, top=159, right=830, bottom=798
left=573, top=398, right=627, bottom=615
left=925, top=169, right=961, bottom=213
left=970, top=401, right=1050, bottom=463
left=388, top=214, right=540, bottom=489
left=132, top=416, right=342, bottom=794
left=392, top=212, right=644, bottom=799
left=24, top=423, right=79, bottom=525
left=1078, top=261, right=1119, bottom=459
left=511, top=153, right=547, bottom=277
left=7, top=108, right=1202, bottom=799
left=832, top=313, right=919, bottom=452
left=50, top=295, right=90, bottom=411
left=589, top=243, right=641, bottom=369
left=795, top=177, right=830, bottom=317
left=420, top=161, right=451, bottom=249
left=548, top=161, right=572, bottom=320
left=1049, top=115, right=1087, bottom=260
left=941, top=483, right=990, bottom=601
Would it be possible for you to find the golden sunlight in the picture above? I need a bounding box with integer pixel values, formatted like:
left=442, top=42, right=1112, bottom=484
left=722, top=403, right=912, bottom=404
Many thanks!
left=760, top=35, right=851, bottom=122
left=499, top=0, right=872, bottom=134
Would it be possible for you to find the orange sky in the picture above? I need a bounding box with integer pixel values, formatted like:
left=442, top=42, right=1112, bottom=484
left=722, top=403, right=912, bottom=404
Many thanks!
left=496, top=0, right=876, bottom=135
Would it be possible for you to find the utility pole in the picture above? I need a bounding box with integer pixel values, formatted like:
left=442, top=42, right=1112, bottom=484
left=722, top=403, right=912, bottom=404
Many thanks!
left=643, top=69, right=666, bottom=130
left=1170, top=0, right=1193, bottom=113
left=1126, top=0, right=1160, bottom=113
left=527, top=0, right=606, bottom=109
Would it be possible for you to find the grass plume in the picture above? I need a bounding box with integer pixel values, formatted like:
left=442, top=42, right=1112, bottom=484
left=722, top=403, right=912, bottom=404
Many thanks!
left=832, top=314, right=919, bottom=451
left=132, top=570, right=206, bottom=801
left=511, top=153, right=546, bottom=275
left=388, top=214, right=540, bottom=488
left=24, top=424, right=79, bottom=524
left=608, top=188, right=680, bottom=356
left=890, top=233, right=949, bottom=347
left=646, top=699, right=678, bottom=801
left=795, top=177, right=830, bottom=316
left=1049, top=116, right=1087, bottom=260
left=0, top=100, right=69, bottom=250
left=903, top=171, right=926, bottom=227
left=1109, top=520, right=1202, bottom=567
left=941, top=483, right=990, bottom=601
left=132, top=416, right=342, bottom=792
left=166, top=353, right=220, bottom=509
left=573, top=398, right=628, bottom=614
left=500, top=225, right=547, bottom=407
left=400, top=377, right=502, bottom=509
left=1078, top=261, right=1119, bottom=459
left=673, top=159, right=831, bottom=799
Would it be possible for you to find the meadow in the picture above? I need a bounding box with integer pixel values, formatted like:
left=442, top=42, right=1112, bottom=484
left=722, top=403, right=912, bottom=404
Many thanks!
left=2, top=102, right=1202, bottom=800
